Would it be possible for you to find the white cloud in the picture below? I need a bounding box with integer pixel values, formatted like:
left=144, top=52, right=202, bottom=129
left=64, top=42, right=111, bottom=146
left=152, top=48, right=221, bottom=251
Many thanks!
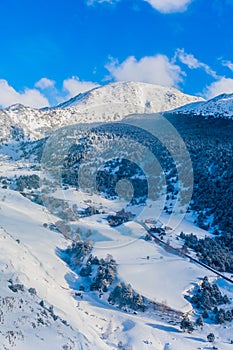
left=62, top=76, right=99, bottom=99
left=222, top=60, right=233, bottom=72
left=205, top=77, right=233, bottom=99
left=106, top=54, right=184, bottom=87
left=174, top=50, right=233, bottom=98
left=86, top=0, right=117, bottom=5
left=35, top=77, right=55, bottom=90
left=175, top=49, right=218, bottom=78
left=87, top=0, right=192, bottom=13
left=144, top=0, right=192, bottom=13
left=0, top=79, right=49, bottom=108
left=0, top=76, right=99, bottom=109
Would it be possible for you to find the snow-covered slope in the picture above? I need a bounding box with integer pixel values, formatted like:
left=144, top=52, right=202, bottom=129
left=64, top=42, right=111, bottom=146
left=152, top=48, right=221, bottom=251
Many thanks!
left=1, top=187, right=233, bottom=349
left=0, top=82, right=204, bottom=140
left=56, top=81, right=203, bottom=111
left=172, top=93, right=233, bottom=119
left=0, top=133, right=233, bottom=348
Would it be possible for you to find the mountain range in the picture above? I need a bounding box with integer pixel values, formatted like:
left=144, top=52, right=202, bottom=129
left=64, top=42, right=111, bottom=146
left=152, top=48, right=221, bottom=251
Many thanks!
left=0, top=81, right=233, bottom=349
left=0, top=81, right=204, bottom=141
left=1, top=81, right=233, bottom=142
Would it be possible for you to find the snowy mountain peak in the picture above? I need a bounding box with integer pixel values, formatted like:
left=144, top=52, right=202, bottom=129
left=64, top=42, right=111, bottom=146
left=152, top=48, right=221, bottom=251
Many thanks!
left=5, top=103, right=34, bottom=113
left=0, top=81, right=204, bottom=140
left=173, top=92, right=233, bottom=119
left=209, top=92, right=233, bottom=103
left=56, top=81, right=204, bottom=111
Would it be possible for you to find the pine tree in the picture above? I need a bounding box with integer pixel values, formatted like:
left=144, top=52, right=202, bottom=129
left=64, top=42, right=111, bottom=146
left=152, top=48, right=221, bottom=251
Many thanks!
left=180, top=316, right=194, bottom=333
left=207, top=333, right=215, bottom=343
left=202, top=309, right=209, bottom=319
left=196, top=315, right=204, bottom=327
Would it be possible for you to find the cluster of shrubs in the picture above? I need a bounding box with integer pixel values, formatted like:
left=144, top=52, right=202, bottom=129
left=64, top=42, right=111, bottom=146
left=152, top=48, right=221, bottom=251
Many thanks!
left=41, top=196, right=78, bottom=221
left=64, top=240, right=93, bottom=267
left=63, top=242, right=147, bottom=313
left=0, top=176, right=11, bottom=189
left=191, top=276, right=230, bottom=310
left=15, top=174, right=40, bottom=191
left=8, top=283, right=25, bottom=293
left=181, top=275, right=233, bottom=335
left=39, top=300, right=58, bottom=322
left=64, top=242, right=118, bottom=293
left=180, top=232, right=233, bottom=272
left=214, top=307, right=233, bottom=324
left=190, top=276, right=233, bottom=325
left=180, top=316, right=195, bottom=333
left=89, top=256, right=117, bottom=292
left=1, top=174, right=40, bottom=192
left=108, top=282, right=146, bottom=312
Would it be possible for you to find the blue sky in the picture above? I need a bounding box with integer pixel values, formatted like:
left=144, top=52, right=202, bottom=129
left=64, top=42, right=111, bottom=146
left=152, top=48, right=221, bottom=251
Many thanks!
left=0, top=0, right=233, bottom=107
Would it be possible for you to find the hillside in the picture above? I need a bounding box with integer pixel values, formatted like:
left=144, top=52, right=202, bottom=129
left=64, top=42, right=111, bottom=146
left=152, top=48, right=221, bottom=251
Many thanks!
left=173, top=93, right=233, bottom=119
left=0, top=186, right=232, bottom=350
